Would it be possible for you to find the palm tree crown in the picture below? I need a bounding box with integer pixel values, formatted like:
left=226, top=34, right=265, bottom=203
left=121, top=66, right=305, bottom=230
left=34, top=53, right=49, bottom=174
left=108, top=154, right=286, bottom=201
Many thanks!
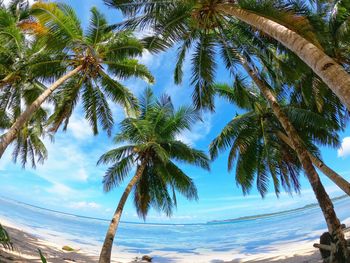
left=104, top=0, right=346, bottom=109
left=0, top=2, right=155, bottom=159
left=0, top=0, right=53, bottom=167
left=31, top=2, right=154, bottom=135
left=98, top=88, right=210, bottom=218
left=210, top=78, right=341, bottom=197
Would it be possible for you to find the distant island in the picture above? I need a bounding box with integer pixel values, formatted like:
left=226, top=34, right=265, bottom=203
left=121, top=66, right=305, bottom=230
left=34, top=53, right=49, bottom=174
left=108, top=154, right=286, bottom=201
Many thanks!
left=208, top=194, right=349, bottom=224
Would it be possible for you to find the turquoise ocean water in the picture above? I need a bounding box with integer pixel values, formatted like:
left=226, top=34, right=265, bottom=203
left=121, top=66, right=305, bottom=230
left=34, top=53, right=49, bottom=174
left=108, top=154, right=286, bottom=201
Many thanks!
left=0, top=196, right=349, bottom=262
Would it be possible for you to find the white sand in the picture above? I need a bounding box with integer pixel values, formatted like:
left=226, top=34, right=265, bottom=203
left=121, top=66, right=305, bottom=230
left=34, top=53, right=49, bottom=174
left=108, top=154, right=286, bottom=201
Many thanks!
left=1, top=217, right=349, bottom=263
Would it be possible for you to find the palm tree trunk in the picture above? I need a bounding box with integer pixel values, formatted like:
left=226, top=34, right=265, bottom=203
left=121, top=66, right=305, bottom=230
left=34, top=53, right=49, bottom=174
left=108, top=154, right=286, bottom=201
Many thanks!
left=0, top=66, right=82, bottom=158
left=217, top=4, right=350, bottom=111
left=277, top=131, right=350, bottom=196
left=238, top=55, right=349, bottom=261
left=98, top=163, right=146, bottom=263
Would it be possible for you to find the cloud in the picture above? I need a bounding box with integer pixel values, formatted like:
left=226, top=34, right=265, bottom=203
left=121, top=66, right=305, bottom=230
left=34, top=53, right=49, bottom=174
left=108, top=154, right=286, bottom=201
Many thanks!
left=138, top=50, right=162, bottom=70
left=47, top=182, right=74, bottom=196
left=66, top=114, right=93, bottom=141
left=338, top=137, right=350, bottom=158
left=176, top=113, right=212, bottom=145
left=68, top=201, right=101, bottom=210
left=76, top=168, right=89, bottom=182
left=35, top=140, right=92, bottom=183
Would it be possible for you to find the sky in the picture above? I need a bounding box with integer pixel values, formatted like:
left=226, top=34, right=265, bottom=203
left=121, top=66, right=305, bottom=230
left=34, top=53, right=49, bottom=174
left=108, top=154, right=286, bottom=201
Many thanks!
left=0, top=0, right=350, bottom=224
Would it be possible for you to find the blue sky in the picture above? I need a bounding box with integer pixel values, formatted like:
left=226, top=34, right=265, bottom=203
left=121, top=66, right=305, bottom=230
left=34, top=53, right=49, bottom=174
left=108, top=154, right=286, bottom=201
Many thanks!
left=0, top=0, right=350, bottom=224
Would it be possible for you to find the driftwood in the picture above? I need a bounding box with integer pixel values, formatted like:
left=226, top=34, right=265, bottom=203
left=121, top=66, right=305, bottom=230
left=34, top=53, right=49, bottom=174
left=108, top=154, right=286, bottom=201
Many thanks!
left=313, top=241, right=350, bottom=263
left=314, top=227, right=350, bottom=263
left=313, top=243, right=350, bottom=251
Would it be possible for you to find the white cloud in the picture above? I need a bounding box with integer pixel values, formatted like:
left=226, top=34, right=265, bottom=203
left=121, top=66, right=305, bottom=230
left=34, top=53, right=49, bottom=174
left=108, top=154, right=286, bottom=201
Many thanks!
left=76, top=168, right=89, bottom=182
left=47, top=182, right=74, bottom=196
left=67, top=114, right=93, bottom=141
left=138, top=50, right=162, bottom=70
left=68, top=201, right=101, bottom=210
left=338, top=137, right=350, bottom=158
left=176, top=113, right=212, bottom=145
left=35, top=141, right=91, bottom=183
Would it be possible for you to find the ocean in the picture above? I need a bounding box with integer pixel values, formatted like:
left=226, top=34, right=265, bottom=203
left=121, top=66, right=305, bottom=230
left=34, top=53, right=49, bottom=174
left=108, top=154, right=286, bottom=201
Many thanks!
left=1, top=196, right=350, bottom=262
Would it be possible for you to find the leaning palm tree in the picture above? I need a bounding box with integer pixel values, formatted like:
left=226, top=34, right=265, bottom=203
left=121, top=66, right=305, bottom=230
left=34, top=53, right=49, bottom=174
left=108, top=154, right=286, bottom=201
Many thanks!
left=105, top=0, right=350, bottom=110
left=0, top=0, right=58, bottom=165
left=97, top=88, right=210, bottom=263
left=211, top=80, right=350, bottom=197
left=106, top=1, right=350, bottom=260
left=0, top=2, right=154, bottom=157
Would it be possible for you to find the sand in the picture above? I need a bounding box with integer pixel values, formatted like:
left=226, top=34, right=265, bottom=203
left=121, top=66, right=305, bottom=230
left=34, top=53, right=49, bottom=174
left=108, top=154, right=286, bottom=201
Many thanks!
left=1, top=219, right=349, bottom=263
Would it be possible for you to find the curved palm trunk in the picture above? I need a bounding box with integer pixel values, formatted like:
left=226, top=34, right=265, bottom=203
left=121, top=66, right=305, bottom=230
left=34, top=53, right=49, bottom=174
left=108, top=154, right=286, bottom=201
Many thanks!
left=0, top=66, right=82, bottom=158
left=238, top=55, right=349, bottom=261
left=217, top=4, right=350, bottom=111
left=98, top=163, right=146, bottom=263
left=277, top=131, right=350, bottom=196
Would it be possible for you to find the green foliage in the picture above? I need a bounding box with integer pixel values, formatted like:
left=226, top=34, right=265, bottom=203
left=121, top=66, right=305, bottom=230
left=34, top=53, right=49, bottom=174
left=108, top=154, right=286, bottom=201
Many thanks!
left=0, top=2, right=155, bottom=164
left=11, top=110, right=51, bottom=168
left=210, top=81, right=341, bottom=197
left=0, top=224, right=12, bottom=250
left=29, top=2, right=153, bottom=136
left=98, top=88, right=210, bottom=219
left=0, top=0, right=53, bottom=168
left=38, top=249, right=47, bottom=263
left=105, top=1, right=347, bottom=200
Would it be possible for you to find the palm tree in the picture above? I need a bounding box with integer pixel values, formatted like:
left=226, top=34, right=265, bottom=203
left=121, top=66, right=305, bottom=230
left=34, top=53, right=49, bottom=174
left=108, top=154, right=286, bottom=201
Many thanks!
left=232, top=50, right=349, bottom=260
left=210, top=79, right=350, bottom=196
left=97, top=88, right=210, bottom=263
left=0, top=0, right=57, bottom=166
left=105, top=0, right=350, bottom=110
left=0, top=2, right=154, bottom=157
left=105, top=1, right=350, bottom=259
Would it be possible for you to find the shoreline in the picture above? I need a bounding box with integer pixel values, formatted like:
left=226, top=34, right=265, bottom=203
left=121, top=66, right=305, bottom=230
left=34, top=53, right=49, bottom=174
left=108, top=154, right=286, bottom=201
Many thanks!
left=2, top=217, right=347, bottom=263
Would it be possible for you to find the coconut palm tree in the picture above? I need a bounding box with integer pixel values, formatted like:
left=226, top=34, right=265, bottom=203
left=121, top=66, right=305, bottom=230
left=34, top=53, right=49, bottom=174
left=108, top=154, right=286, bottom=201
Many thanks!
left=106, top=1, right=350, bottom=260
left=0, top=0, right=58, bottom=166
left=0, top=2, right=154, bottom=157
left=105, top=0, right=350, bottom=110
left=210, top=79, right=350, bottom=197
left=229, top=47, right=349, bottom=260
left=97, top=88, right=210, bottom=263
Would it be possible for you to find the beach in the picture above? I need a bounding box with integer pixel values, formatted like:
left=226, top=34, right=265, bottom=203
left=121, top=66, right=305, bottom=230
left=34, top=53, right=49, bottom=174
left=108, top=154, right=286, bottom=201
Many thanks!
left=0, top=220, right=335, bottom=263
left=1, top=197, right=350, bottom=263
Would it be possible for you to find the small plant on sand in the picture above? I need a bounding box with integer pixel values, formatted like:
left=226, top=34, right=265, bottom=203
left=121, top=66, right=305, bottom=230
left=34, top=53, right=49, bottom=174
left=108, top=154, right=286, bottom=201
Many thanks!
left=0, top=224, right=12, bottom=250
left=38, top=249, right=47, bottom=263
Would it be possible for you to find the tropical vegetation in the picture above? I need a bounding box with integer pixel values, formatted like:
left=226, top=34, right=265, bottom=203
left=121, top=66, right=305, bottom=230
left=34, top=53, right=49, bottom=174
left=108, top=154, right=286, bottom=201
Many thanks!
left=104, top=0, right=350, bottom=260
left=97, top=88, right=210, bottom=263
left=0, top=1, right=154, bottom=157
left=0, top=224, right=12, bottom=250
left=210, top=80, right=349, bottom=197
left=0, top=0, right=350, bottom=263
